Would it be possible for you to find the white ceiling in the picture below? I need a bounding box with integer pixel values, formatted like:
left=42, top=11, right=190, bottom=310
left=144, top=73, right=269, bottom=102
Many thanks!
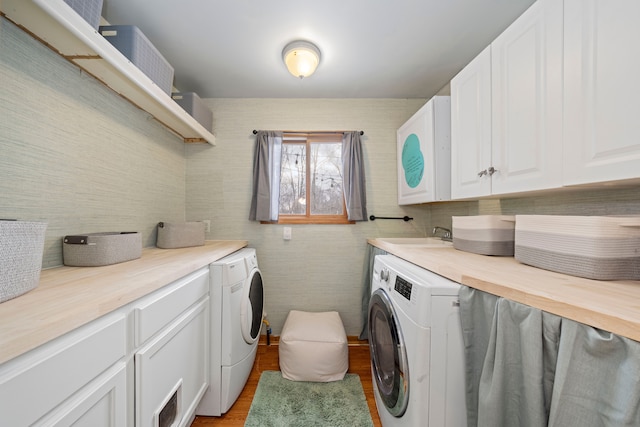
left=102, top=0, right=535, bottom=99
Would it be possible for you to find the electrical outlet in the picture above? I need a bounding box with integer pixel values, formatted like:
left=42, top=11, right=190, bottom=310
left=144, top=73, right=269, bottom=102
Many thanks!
left=283, top=227, right=292, bottom=240
left=203, top=220, right=211, bottom=233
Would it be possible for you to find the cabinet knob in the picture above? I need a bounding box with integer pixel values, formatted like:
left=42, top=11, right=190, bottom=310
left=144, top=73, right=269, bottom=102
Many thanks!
left=478, top=169, right=488, bottom=177
left=488, top=166, right=497, bottom=176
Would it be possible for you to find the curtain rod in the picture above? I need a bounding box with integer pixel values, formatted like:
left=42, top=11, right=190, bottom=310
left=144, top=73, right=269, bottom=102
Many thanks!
left=252, top=130, right=364, bottom=135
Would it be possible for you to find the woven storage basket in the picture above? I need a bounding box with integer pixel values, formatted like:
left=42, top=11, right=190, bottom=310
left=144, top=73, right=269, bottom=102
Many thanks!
left=171, top=92, right=213, bottom=132
left=514, top=215, right=640, bottom=280
left=156, top=222, right=205, bottom=249
left=0, top=220, right=47, bottom=303
left=99, top=25, right=174, bottom=95
left=452, top=215, right=515, bottom=256
left=63, top=0, right=103, bottom=29
left=63, top=232, right=142, bottom=267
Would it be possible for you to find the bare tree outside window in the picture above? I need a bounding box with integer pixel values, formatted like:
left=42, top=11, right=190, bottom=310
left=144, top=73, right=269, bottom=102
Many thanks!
left=280, top=143, right=306, bottom=215
left=310, top=142, right=343, bottom=215
left=277, top=133, right=351, bottom=224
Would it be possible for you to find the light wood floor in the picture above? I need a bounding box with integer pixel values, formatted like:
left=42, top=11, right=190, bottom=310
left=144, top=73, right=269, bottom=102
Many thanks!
left=191, top=338, right=382, bottom=426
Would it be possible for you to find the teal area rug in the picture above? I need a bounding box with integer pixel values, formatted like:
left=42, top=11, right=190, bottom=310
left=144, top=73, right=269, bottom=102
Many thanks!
left=245, top=371, right=374, bottom=427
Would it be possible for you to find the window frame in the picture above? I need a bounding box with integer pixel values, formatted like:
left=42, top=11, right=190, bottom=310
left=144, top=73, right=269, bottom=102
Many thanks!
left=266, top=132, right=354, bottom=225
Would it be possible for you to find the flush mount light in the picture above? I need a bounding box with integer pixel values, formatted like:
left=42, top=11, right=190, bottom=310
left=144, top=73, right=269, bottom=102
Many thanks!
left=282, top=40, right=321, bottom=79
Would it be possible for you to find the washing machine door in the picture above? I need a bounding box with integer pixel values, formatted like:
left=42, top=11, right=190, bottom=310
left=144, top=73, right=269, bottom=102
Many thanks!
left=368, top=288, right=409, bottom=417
left=240, top=268, right=264, bottom=344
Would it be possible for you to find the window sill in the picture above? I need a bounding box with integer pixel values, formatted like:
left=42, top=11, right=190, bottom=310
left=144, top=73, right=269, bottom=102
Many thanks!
left=261, top=216, right=355, bottom=225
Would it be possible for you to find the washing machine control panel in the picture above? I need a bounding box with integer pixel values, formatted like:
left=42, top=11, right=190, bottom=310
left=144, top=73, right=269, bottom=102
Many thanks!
left=394, top=276, right=413, bottom=301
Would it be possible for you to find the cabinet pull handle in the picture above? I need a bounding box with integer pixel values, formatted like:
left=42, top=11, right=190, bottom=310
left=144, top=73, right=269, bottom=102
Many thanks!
left=488, top=166, right=497, bottom=176
left=478, top=169, right=488, bottom=177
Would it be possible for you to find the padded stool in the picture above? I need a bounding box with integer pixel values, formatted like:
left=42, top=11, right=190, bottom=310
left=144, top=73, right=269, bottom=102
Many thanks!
left=279, top=310, right=348, bottom=382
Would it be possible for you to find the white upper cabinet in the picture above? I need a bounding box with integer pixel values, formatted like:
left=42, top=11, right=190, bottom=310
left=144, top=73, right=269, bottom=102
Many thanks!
left=451, top=46, right=493, bottom=199
left=451, top=0, right=563, bottom=200
left=563, top=0, right=640, bottom=185
left=397, top=96, right=451, bottom=204
left=491, top=0, right=563, bottom=195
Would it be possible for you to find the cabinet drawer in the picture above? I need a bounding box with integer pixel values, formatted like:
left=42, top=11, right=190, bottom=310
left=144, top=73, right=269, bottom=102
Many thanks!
left=134, top=267, right=209, bottom=346
left=0, top=311, right=127, bottom=426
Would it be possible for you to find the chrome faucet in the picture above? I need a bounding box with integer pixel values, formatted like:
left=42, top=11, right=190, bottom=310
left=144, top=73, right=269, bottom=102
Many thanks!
left=432, top=226, right=452, bottom=241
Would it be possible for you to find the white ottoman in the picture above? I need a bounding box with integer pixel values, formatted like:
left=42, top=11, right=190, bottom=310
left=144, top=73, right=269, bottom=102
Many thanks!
left=279, top=310, right=348, bottom=382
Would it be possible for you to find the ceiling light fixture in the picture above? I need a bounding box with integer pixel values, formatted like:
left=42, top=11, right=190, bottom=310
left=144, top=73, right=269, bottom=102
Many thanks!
left=282, top=40, right=321, bottom=79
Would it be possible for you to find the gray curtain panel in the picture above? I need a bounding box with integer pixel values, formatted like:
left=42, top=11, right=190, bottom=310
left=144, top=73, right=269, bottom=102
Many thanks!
left=459, top=286, right=500, bottom=427
left=461, top=286, right=640, bottom=427
left=359, top=244, right=387, bottom=340
left=476, top=298, right=561, bottom=427
left=548, top=319, right=640, bottom=427
left=341, top=132, right=368, bottom=221
left=249, top=131, right=282, bottom=221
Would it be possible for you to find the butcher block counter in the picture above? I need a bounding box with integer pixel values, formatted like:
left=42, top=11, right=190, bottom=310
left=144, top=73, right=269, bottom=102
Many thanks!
left=369, top=238, right=640, bottom=342
left=0, top=240, right=247, bottom=365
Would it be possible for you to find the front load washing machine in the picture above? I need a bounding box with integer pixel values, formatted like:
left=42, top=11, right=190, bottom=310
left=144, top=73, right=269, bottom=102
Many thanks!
left=368, top=254, right=466, bottom=427
left=197, top=248, right=264, bottom=416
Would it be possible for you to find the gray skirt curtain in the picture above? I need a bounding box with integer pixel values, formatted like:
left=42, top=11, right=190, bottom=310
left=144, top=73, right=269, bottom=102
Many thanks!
left=459, top=286, right=640, bottom=427
left=359, top=244, right=387, bottom=340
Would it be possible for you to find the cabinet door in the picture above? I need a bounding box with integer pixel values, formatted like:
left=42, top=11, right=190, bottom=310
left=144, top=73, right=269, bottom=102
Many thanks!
left=0, top=311, right=127, bottom=426
left=451, top=46, right=492, bottom=199
left=136, top=298, right=209, bottom=427
left=36, top=362, right=128, bottom=427
left=564, top=0, right=640, bottom=185
left=397, top=96, right=451, bottom=204
left=491, top=0, right=563, bottom=195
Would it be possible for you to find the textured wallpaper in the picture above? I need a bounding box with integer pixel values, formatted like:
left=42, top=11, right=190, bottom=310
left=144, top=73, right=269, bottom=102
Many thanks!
left=0, top=18, right=187, bottom=268
left=186, top=98, right=431, bottom=335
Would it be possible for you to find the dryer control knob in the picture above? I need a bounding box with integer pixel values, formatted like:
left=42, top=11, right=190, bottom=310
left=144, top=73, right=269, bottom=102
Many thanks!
left=381, top=268, right=390, bottom=282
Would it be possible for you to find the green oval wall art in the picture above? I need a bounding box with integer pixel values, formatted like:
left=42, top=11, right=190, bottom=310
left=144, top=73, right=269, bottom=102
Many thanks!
left=401, top=134, right=424, bottom=188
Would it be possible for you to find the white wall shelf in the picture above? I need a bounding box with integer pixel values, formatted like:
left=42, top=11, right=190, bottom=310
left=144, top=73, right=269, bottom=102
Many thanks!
left=2, top=0, right=215, bottom=145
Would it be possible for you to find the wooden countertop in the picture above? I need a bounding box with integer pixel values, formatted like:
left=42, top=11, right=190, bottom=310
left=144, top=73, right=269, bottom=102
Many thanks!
left=0, top=240, right=247, bottom=365
left=369, top=238, right=640, bottom=342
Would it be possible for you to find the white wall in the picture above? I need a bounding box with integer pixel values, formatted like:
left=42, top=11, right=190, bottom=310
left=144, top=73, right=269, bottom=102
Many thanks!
left=186, top=98, right=432, bottom=336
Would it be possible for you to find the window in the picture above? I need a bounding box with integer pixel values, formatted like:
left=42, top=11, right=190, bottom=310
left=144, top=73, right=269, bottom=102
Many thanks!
left=250, top=130, right=366, bottom=224
left=277, top=133, right=353, bottom=224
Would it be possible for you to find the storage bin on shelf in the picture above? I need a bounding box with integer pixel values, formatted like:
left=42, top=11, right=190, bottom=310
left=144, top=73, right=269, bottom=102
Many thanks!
left=99, top=25, right=174, bottom=95
left=63, top=0, right=103, bottom=29
left=63, top=231, right=142, bottom=267
left=171, top=92, right=213, bottom=132
left=156, top=221, right=205, bottom=249
left=0, top=220, right=47, bottom=303
left=514, top=215, right=640, bottom=280
left=452, top=215, right=515, bottom=256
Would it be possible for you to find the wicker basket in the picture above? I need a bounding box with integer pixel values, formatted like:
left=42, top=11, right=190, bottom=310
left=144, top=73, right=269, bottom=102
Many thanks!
left=1, top=220, right=47, bottom=303
left=452, top=215, right=515, bottom=256
left=515, top=215, right=640, bottom=280
left=63, top=232, right=142, bottom=267
left=156, top=222, right=205, bottom=249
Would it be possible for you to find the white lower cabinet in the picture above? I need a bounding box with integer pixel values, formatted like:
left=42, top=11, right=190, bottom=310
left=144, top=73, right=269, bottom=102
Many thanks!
left=0, top=266, right=211, bottom=427
left=133, top=267, right=210, bottom=427
left=0, top=311, right=128, bottom=426
left=39, top=362, right=128, bottom=427
left=135, top=298, right=209, bottom=427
